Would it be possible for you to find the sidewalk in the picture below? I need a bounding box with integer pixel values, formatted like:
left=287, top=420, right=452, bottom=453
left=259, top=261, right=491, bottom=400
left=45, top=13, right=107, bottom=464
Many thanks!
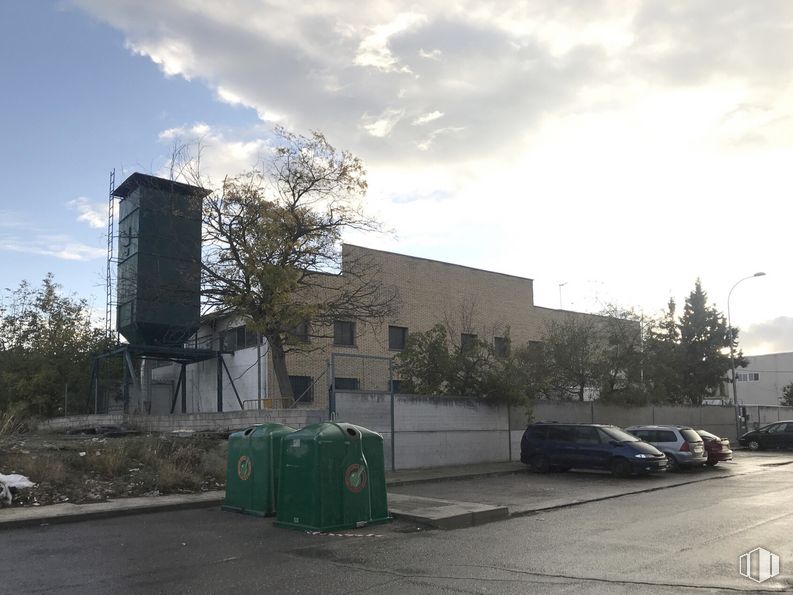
left=0, top=461, right=527, bottom=530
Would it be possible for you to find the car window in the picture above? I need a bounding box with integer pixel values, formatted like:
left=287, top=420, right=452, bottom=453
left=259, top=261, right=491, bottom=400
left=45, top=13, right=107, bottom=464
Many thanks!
left=656, top=430, right=677, bottom=442
left=629, top=429, right=647, bottom=440
left=574, top=426, right=600, bottom=444
left=526, top=427, right=547, bottom=441
left=548, top=426, right=574, bottom=442
left=767, top=424, right=784, bottom=434
left=783, top=423, right=793, bottom=433
left=599, top=427, right=640, bottom=442
left=679, top=428, right=702, bottom=443
left=697, top=430, right=717, bottom=440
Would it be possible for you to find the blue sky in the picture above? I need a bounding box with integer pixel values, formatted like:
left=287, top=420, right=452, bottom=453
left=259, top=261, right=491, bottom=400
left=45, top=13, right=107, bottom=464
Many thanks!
left=2, top=1, right=793, bottom=355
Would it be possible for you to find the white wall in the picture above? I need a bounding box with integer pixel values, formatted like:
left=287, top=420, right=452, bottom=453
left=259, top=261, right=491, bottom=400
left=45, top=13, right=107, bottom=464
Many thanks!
left=736, top=352, right=793, bottom=406
left=150, top=344, right=266, bottom=413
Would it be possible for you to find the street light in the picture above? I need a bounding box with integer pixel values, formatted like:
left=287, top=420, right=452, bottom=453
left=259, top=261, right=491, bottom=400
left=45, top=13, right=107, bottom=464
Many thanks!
left=728, top=272, right=766, bottom=404
left=558, top=282, right=567, bottom=309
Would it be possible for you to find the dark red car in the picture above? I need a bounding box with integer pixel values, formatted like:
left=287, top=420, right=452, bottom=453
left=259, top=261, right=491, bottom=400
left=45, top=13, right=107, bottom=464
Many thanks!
left=697, top=430, right=733, bottom=466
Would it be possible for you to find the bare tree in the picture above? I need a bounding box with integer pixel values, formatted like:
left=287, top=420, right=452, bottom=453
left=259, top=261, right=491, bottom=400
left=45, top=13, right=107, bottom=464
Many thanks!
left=200, top=128, right=398, bottom=398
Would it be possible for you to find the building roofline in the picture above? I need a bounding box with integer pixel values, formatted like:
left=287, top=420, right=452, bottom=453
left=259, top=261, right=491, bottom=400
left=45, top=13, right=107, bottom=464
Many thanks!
left=343, top=243, right=534, bottom=283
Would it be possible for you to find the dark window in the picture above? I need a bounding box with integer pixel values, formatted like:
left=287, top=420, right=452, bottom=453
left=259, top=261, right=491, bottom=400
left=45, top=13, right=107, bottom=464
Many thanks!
left=221, top=325, right=261, bottom=351
left=656, top=430, right=677, bottom=443
left=389, top=326, right=408, bottom=350
left=767, top=424, right=784, bottom=434
left=679, top=428, right=702, bottom=444
left=334, top=321, right=355, bottom=346
left=494, top=336, right=509, bottom=359
left=289, top=376, right=313, bottom=403
left=574, top=426, right=600, bottom=444
left=461, top=333, right=478, bottom=351
left=548, top=426, right=574, bottom=442
left=290, top=320, right=310, bottom=343
left=334, top=377, right=360, bottom=391
left=526, top=427, right=547, bottom=441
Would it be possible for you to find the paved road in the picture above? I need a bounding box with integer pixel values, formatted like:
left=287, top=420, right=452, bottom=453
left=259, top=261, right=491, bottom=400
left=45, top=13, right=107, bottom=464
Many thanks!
left=3, top=454, right=793, bottom=594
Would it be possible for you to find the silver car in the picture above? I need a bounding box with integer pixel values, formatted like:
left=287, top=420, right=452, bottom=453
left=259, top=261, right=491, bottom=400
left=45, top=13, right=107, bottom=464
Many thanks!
left=625, top=425, right=708, bottom=471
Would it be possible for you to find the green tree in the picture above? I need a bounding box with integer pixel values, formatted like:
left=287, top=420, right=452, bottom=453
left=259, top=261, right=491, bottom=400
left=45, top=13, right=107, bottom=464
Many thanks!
left=534, top=314, right=602, bottom=401
left=596, top=306, right=646, bottom=405
left=643, top=281, right=745, bottom=405
left=780, top=382, right=793, bottom=406
left=678, top=280, right=744, bottom=405
left=396, top=324, right=525, bottom=403
left=0, top=275, right=107, bottom=416
left=200, top=128, right=398, bottom=399
left=643, top=299, right=683, bottom=403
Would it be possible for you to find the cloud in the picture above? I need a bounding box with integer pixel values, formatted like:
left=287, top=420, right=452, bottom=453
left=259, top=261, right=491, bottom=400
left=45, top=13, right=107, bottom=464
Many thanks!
left=0, top=234, right=105, bottom=261
left=66, top=197, right=106, bottom=229
left=741, top=317, right=793, bottom=356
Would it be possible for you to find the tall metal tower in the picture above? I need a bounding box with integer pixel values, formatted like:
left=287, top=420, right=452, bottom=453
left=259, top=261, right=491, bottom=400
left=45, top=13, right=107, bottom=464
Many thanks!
left=105, top=169, right=118, bottom=344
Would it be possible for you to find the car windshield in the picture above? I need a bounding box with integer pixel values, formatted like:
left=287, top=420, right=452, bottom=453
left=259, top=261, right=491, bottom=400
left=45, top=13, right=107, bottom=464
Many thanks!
left=680, top=428, right=703, bottom=443
left=601, top=427, right=640, bottom=442
left=697, top=430, right=718, bottom=440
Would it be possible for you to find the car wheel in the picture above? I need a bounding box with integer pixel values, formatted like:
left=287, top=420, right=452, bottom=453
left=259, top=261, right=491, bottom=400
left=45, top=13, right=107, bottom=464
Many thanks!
left=611, top=458, right=631, bottom=477
left=748, top=440, right=762, bottom=451
left=665, top=453, right=679, bottom=472
left=705, top=460, right=718, bottom=467
left=530, top=454, right=550, bottom=473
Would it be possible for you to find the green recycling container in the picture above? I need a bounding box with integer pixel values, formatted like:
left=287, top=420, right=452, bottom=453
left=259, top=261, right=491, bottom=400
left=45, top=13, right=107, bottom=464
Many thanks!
left=275, top=422, right=391, bottom=531
left=223, top=423, right=295, bottom=517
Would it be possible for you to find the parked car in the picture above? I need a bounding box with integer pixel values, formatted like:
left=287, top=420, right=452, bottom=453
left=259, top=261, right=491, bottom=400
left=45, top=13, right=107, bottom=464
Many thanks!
left=520, top=422, right=668, bottom=477
left=738, top=421, right=793, bottom=451
left=696, top=429, right=733, bottom=466
left=625, top=425, right=707, bottom=471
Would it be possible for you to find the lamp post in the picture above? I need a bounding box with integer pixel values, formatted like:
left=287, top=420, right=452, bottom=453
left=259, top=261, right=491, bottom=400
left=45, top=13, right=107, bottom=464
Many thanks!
left=727, top=272, right=765, bottom=404
left=558, top=282, right=567, bottom=309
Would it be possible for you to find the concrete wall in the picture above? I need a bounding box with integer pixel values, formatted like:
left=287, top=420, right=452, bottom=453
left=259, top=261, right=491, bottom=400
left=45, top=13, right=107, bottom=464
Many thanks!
left=336, top=393, right=743, bottom=470
left=38, top=409, right=326, bottom=434
left=735, top=352, right=793, bottom=406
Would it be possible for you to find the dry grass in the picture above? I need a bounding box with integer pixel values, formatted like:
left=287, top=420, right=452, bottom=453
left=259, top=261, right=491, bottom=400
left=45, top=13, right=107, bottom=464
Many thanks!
left=0, top=404, right=31, bottom=437
left=157, top=460, right=201, bottom=491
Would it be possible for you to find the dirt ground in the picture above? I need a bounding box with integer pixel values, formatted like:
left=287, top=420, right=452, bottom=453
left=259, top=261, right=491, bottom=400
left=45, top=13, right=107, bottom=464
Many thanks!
left=1, top=430, right=228, bottom=507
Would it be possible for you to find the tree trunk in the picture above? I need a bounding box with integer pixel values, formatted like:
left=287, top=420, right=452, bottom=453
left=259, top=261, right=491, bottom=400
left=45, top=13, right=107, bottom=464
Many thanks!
left=268, top=336, right=294, bottom=400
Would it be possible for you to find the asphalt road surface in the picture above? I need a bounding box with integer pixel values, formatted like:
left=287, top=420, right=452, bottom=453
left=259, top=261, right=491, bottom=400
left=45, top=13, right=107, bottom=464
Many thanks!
left=4, top=457, right=793, bottom=594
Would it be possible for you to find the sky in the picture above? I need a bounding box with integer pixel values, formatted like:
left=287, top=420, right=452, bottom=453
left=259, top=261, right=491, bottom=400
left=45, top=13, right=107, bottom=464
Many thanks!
left=1, top=0, right=791, bottom=356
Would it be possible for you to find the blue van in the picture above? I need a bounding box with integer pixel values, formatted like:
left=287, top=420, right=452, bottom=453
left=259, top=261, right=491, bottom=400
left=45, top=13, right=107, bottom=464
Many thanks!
left=520, top=423, right=667, bottom=477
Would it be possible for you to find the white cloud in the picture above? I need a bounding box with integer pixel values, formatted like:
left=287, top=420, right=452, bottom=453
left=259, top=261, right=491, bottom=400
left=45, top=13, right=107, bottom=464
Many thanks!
left=412, top=111, right=444, bottom=126
left=71, top=0, right=793, bottom=351
left=0, top=235, right=105, bottom=261
left=67, top=197, right=106, bottom=229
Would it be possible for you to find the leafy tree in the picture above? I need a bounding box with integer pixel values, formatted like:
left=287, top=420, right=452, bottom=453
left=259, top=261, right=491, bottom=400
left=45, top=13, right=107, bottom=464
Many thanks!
left=595, top=306, right=647, bottom=404
left=643, top=281, right=745, bottom=405
left=533, top=314, right=603, bottom=401
left=396, top=324, right=525, bottom=403
left=643, top=299, right=683, bottom=403
left=199, top=128, right=398, bottom=399
left=0, top=275, right=107, bottom=416
left=678, top=280, right=744, bottom=404
left=780, top=382, right=793, bottom=407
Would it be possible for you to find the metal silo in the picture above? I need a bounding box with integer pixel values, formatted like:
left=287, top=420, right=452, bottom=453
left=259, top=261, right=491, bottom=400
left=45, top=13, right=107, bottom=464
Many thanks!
left=113, top=173, right=208, bottom=346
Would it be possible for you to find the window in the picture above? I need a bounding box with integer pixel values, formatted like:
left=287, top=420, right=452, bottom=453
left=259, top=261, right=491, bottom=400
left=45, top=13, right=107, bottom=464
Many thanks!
left=290, top=320, right=310, bottom=343
left=656, top=430, right=677, bottom=443
left=289, top=376, right=313, bottom=403
left=334, top=321, right=355, bottom=346
left=494, top=336, right=509, bottom=359
left=389, top=326, right=408, bottom=350
left=461, top=333, right=478, bottom=351
left=334, top=377, right=360, bottom=391
left=548, top=426, right=574, bottom=442
left=736, top=372, right=760, bottom=382
left=220, top=325, right=262, bottom=351
left=573, top=426, right=600, bottom=444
